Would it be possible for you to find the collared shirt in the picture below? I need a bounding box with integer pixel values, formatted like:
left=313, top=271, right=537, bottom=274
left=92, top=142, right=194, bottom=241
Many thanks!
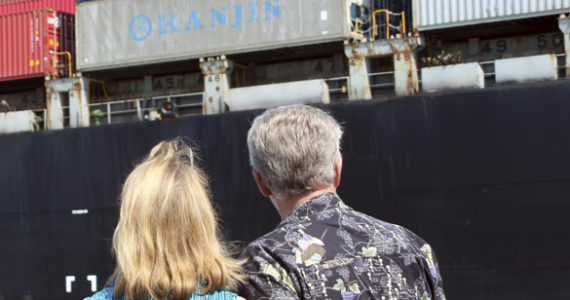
left=239, top=193, right=446, bottom=300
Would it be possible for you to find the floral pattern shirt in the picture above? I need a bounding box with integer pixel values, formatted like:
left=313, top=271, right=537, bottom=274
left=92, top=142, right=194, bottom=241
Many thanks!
left=239, top=193, right=446, bottom=300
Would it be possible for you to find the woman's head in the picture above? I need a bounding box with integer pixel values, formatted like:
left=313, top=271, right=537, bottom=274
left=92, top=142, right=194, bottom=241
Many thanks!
left=111, top=138, right=243, bottom=300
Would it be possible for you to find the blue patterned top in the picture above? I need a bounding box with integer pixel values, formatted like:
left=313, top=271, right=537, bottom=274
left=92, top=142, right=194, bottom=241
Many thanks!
left=84, top=283, right=237, bottom=300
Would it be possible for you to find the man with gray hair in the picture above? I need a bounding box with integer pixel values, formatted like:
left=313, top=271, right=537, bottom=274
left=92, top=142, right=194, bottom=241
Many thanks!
left=239, top=105, right=446, bottom=300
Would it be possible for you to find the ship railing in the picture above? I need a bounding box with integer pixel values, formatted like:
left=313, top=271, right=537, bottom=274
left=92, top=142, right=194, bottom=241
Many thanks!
left=92, top=92, right=203, bottom=125
left=325, top=76, right=349, bottom=102
left=57, top=52, right=569, bottom=128
left=372, top=9, right=406, bottom=40
left=32, top=108, right=46, bottom=131
left=477, top=52, right=566, bottom=84
left=59, top=92, right=203, bottom=127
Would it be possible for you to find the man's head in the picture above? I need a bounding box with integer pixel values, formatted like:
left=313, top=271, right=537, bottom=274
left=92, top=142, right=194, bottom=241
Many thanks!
left=247, top=105, right=343, bottom=198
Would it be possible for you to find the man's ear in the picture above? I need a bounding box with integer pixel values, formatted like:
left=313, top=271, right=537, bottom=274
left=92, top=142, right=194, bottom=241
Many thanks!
left=334, top=156, right=343, bottom=188
left=252, top=169, right=272, bottom=197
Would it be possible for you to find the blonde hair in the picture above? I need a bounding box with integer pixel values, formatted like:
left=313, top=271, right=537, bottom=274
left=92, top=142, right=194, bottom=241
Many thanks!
left=108, top=138, right=244, bottom=300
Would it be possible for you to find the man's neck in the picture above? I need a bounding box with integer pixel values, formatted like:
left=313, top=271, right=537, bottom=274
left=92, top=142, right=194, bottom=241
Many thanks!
left=272, top=186, right=337, bottom=219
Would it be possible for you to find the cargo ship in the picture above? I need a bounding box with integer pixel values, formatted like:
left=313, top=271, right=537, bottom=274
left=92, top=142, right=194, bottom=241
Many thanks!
left=1, top=1, right=570, bottom=299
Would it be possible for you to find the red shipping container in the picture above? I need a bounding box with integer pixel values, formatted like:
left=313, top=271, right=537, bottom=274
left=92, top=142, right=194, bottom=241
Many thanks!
left=0, top=0, right=75, bottom=16
left=0, top=9, right=75, bottom=82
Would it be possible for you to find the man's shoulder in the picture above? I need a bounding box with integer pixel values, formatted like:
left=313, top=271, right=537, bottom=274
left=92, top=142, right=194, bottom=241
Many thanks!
left=243, top=202, right=423, bottom=251
left=244, top=216, right=334, bottom=252
left=244, top=226, right=288, bottom=250
left=345, top=205, right=409, bottom=232
left=341, top=205, right=429, bottom=249
left=241, top=215, right=327, bottom=265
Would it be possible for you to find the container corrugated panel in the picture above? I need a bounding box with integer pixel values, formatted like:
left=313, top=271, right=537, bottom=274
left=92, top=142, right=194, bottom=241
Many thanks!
left=0, top=0, right=75, bottom=15
left=413, top=0, right=570, bottom=31
left=0, top=9, right=75, bottom=82
left=77, top=0, right=351, bottom=71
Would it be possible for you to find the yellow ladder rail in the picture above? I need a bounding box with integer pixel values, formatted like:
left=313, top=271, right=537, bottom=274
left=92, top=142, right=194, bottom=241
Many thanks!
left=372, top=9, right=406, bottom=40
left=53, top=51, right=73, bottom=78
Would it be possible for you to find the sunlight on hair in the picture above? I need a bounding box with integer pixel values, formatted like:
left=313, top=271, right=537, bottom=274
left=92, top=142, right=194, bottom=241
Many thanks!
left=108, top=138, right=245, bottom=300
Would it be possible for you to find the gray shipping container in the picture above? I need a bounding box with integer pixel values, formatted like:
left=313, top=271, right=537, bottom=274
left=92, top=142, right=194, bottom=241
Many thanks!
left=413, top=0, right=570, bottom=31
left=77, top=0, right=353, bottom=71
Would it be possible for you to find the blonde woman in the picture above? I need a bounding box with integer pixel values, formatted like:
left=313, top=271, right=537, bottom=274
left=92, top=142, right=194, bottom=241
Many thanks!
left=85, top=139, right=245, bottom=300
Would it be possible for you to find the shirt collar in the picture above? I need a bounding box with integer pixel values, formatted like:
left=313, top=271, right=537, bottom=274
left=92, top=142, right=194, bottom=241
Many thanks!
left=278, top=192, right=343, bottom=226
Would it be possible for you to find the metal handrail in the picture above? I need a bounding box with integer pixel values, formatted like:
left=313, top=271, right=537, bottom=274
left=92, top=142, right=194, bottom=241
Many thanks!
left=53, top=51, right=73, bottom=78
left=355, top=17, right=360, bottom=35
left=372, top=9, right=406, bottom=40
left=370, top=82, right=394, bottom=88
left=88, top=78, right=109, bottom=97
left=325, top=76, right=349, bottom=94
left=368, top=71, right=395, bottom=77
left=87, top=92, right=204, bottom=124
left=234, top=63, right=247, bottom=87
left=97, top=92, right=204, bottom=104
left=325, top=76, right=349, bottom=82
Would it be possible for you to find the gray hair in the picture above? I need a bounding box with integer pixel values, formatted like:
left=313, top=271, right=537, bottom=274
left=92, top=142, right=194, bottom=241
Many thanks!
left=247, top=105, right=343, bottom=197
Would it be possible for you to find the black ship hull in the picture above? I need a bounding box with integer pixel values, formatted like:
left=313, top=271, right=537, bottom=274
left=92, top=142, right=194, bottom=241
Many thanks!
left=1, top=80, right=570, bottom=299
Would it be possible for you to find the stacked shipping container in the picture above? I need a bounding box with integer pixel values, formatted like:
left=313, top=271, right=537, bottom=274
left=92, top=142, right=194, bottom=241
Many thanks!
left=75, top=0, right=352, bottom=71
left=0, top=0, right=74, bottom=15
left=413, top=0, right=570, bottom=30
left=0, top=8, right=74, bottom=82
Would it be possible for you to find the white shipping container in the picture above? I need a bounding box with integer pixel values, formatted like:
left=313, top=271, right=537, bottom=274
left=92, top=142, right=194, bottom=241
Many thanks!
left=0, top=110, right=36, bottom=134
left=413, top=0, right=570, bottom=31
left=421, top=63, right=485, bottom=92
left=228, top=79, right=330, bottom=111
left=77, top=0, right=353, bottom=71
left=495, top=54, right=558, bottom=83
